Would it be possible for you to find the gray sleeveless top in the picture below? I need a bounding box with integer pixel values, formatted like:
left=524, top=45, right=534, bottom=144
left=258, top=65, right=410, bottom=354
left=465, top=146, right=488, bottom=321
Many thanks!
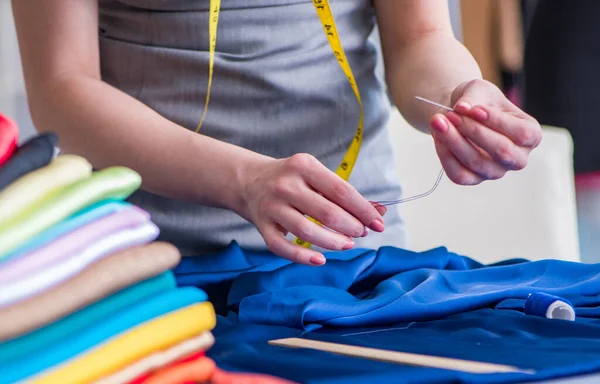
left=98, top=0, right=408, bottom=255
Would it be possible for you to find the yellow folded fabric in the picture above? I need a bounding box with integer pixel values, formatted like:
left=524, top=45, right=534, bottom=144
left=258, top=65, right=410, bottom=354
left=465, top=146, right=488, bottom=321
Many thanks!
left=28, top=302, right=216, bottom=384
left=0, top=155, right=92, bottom=225
left=94, top=332, right=215, bottom=384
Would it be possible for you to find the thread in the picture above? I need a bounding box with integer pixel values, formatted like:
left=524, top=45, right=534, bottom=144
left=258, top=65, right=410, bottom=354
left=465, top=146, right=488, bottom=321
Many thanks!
left=524, top=292, right=576, bottom=321
left=374, top=169, right=445, bottom=207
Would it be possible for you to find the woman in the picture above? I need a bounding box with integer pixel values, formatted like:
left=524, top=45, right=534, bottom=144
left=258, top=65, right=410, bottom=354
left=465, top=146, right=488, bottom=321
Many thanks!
left=11, top=0, right=541, bottom=266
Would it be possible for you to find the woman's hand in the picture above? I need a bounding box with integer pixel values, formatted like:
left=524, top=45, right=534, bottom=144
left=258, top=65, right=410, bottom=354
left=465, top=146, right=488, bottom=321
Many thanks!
left=429, top=79, right=543, bottom=185
left=240, top=153, right=386, bottom=266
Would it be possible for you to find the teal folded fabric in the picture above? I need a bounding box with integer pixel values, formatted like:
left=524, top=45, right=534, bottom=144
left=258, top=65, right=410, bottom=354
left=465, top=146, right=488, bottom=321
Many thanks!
left=0, top=272, right=176, bottom=363
left=0, top=200, right=130, bottom=264
left=0, top=167, right=141, bottom=259
left=1, top=286, right=208, bottom=383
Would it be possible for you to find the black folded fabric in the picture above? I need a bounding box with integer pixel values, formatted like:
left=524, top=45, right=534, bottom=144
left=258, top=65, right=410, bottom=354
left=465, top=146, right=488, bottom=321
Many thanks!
left=0, top=133, right=58, bottom=191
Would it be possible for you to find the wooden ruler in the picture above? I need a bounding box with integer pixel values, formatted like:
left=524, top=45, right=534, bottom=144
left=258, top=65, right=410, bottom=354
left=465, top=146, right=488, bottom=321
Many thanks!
left=269, top=338, right=535, bottom=375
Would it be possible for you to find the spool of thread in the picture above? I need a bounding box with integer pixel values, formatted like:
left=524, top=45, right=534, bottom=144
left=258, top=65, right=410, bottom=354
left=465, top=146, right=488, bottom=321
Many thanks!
left=524, top=292, right=576, bottom=321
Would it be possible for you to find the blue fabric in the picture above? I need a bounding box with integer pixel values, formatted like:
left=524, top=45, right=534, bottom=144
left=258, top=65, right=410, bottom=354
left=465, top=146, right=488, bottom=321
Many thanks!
left=0, top=286, right=207, bottom=384
left=0, top=199, right=129, bottom=263
left=0, top=272, right=176, bottom=364
left=174, top=242, right=600, bottom=383
left=208, top=310, right=600, bottom=384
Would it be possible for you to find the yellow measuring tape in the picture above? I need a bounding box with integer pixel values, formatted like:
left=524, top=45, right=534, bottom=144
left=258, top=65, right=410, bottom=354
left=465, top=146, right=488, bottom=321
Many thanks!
left=198, top=0, right=364, bottom=248
left=195, top=0, right=221, bottom=133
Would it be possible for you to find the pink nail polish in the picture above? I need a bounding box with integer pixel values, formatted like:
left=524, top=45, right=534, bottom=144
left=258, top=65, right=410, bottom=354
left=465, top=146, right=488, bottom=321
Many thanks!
left=369, top=219, right=385, bottom=233
left=431, top=115, right=448, bottom=133
left=309, top=254, right=326, bottom=266
left=446, top=112, right=462, bottom=127
left=470, top=107, right=489, bottom=121
left=343, top=240, right=354, bottom=250
left=455, top=101, right=472, bottom=112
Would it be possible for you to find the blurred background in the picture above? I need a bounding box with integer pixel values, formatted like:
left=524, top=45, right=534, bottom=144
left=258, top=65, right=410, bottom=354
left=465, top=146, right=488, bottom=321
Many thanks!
left=0, top=0, right=597, bottom=265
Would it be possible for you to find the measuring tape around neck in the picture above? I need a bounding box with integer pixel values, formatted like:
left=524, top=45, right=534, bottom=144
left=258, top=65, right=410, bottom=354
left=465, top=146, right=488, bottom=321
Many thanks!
left=197, top=0, right=364, bottom=249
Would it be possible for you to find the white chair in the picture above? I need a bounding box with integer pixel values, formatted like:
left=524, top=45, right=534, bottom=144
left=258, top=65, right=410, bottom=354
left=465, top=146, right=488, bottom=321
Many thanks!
left=387, top=108, right=580, bottom=264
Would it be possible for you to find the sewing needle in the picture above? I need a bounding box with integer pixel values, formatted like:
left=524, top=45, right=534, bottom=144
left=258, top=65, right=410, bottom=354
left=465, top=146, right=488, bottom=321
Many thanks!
left=415, top=96, right=454, bottom=112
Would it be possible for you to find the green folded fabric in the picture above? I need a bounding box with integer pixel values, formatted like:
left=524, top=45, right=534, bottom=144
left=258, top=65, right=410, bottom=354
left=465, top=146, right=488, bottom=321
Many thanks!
left=0, top=167, right=142, bottom=259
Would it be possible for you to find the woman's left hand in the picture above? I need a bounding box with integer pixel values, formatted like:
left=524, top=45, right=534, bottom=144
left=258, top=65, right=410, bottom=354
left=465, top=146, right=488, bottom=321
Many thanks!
left=429, top=79, right=543, bottom=185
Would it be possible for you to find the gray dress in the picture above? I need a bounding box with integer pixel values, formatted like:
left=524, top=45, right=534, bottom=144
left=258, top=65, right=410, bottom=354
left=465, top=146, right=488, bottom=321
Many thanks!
left=98, top=0, right=408, bottom=255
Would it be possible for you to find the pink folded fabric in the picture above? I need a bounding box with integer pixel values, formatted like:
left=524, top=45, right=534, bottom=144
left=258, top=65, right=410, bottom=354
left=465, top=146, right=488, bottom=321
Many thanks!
left=0, top=206, right=149, bottom=284
left=0, top=221, right=159, bottom=308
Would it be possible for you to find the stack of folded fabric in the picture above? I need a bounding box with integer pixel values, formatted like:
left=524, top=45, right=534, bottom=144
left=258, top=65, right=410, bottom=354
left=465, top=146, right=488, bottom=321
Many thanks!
left=0, top=114, right=268, bottom=384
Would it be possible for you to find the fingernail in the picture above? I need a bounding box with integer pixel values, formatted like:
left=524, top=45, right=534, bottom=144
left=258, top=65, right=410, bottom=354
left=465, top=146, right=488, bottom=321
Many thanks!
left=445, top=111, right=462, bottom=127
left=361, top=227, right=369, bottom=237
left=342, top=240, right=354, bottom=250
left=470, top=107, right=488, bottom=122
left=369, top=219, right=385, bottom=232
left=309, top=254, right=326, bottom=266
left=431, top=115, right=448, bottom=133
left=455, top=101, right=472, bottom=112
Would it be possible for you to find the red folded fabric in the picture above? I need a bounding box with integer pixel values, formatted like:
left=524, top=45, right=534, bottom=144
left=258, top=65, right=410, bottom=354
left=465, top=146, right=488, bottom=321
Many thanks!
left=0, top=114, right=18, bottom=167
left=128, top=351, right=206, bottom=384
left=127, top=350, right=296, bottom=384
left=210, top=368, right=298, bottom=384
left=138, top=355, right=216, bottom=384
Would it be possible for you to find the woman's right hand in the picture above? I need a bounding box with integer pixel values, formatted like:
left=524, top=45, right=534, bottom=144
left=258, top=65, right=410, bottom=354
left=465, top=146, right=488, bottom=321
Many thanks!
left=240, top=153, right=386, bottom=266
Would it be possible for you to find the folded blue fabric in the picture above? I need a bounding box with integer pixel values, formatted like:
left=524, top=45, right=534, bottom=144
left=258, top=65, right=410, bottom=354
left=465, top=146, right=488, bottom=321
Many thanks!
left=0, top=286, right=207, bottom=384
left=174, top=242, right=600, bottom=330
left=0, top=272, right=176, bottom=364
left=176, top=242, right=600, bottom=383
left=0, top=199, right=129, bottom=263
left=208, top=309, right=600, bottom=384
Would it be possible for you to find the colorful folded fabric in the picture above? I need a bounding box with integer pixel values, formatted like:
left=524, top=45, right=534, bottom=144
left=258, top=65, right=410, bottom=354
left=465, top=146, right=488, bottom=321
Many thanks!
left=0, top=221, right=159, bottom=308
left=0, top=242, right=180, bottom=341
left=0, top=155, right=92, bottom=226
left=0, top=272, right=176, bottom=363
left=0, top=113, right=18, bottom=167
left=2, top=288, right=210, bottom=383
left=142, top=354, right=216, bottom=384
left=1, top=200, right=129, bottom=263
left=0, top=166, right=142, bottom=258
left=96, top=332, right=215, bottom=384
left=27, top=302, right=216, bottom=384
left=0, top=205, right=149, bottom=283
left=0, top=132, right=57, bottom=191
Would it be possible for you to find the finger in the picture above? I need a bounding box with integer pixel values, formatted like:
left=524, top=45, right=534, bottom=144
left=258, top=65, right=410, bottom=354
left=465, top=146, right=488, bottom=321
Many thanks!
left=466, top=105, right=542, bottom=148
left=370, top=201, right=387, bottom=217
left=275, top=206, right=355, bottom=252
left=445, top=111, right=529, bottom=171
left=259, top=223, right=327, bottom=266
left=431, top=114, right=506, bottom=180
left=299, top=160, right=385, bottom=232
left=288, top=185, right=366, bottom=238
left=434, top=140, right=484, bottom=186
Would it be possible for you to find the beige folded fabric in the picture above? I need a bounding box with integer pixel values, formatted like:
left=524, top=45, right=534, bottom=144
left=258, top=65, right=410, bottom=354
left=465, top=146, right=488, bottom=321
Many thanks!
left=95, top=332, right=215, bottom=384
left=0, top=242, right=180, bottom=341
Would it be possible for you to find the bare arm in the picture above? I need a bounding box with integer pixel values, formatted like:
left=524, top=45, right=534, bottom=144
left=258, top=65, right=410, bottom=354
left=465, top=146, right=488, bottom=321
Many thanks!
left=375, top=0, right=541, bottom=186
left=11, top=0, right=268, bottom=214
left=375, top=0, right=482, bottom=132
left=11, top=0, right=385, bottom=265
